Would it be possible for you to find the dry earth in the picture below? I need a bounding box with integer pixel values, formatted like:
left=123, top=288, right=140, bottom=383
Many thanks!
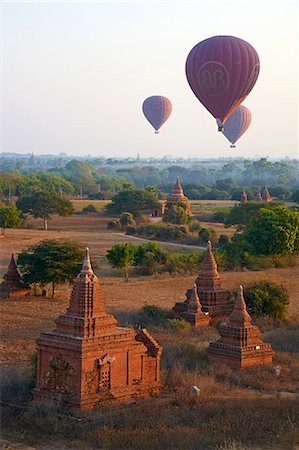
left=0, top=214, right=298, bottom=366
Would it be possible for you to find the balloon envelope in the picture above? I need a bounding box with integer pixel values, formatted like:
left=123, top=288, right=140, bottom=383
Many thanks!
left=142, top=96, right=172, bottom=133
left=185, top=35, right=260, bottom=124
left=216, top=105, right=252, bottom=146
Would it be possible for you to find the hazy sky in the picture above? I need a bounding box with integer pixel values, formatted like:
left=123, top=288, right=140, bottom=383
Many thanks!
left=1, top=0, right=298, bottom=159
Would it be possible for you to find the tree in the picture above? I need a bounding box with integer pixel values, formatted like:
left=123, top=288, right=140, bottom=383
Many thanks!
left=17, top=240, right=85, bottom=298
left=198, top=227, right=217, bottom=245
left=16, top=191, right=74, bottom=230
left=292, top=189, right=299, bottom=204
left=163, top=202, right=188, bottom=224
left=134, top=241, right=166, bottom=275
left=224, top=201, right=282, bottom=231
left=106, top=189, right=160, bottom=217
left=243, top=206, right=299, bottom=255
left=0, top=206, right=22, bottom=236
left=82, top=204, right=98, bottom=214
left=106, top=243, right=136, bottom=281
left=243, top=281, right=289, bottom=319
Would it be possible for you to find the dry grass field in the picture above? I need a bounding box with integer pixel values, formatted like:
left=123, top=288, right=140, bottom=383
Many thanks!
left=0, top=212, right=298, bottom=449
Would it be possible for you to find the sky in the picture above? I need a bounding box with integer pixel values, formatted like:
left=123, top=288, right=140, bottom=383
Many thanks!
left=1, top=0, right=298, bottom=159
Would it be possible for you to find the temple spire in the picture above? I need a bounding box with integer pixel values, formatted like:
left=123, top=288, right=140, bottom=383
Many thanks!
left=196, top=241, right=220, bottom=289
left=81, top=247, right=93, bottom=275
left=241, top=191, right=248, bottom=204
left=229, top=285, right=251, bottom=326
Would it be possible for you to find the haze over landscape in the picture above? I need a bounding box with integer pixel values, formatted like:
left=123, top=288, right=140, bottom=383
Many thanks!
left=1, top=0, right=298, bottom=159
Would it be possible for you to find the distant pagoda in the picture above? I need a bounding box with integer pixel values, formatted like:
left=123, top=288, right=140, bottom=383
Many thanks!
left=240, top=191, right=248, bottom=204
left=166, top=177, right=191, bottom=214
left=262, top=186, right=272, bottom=202
left=173, top=241, right=233, bottom=326
left=33, top=248, right=162, bottom=411
left=207, top=285, right=273, bottom=369
left=254, top=189, right=263, bottom=201
left=0, top=254, right=30, bottom=298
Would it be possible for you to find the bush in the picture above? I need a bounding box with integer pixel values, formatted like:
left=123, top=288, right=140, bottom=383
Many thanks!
left=107, top=219, right=120, bottom=230
left=165, top=252, right=203, bottom=275
left=243, top=281, right=289, bottom=319
left=198, top=227, right=217, bottom=245
left=135, top=223, right=189, bottom=241
left=166, top=318, right=191, bottom=331
left=211, top=209, right=229, bottom=223
left=163, top=202, right=188, bottom=224
left=120, top=212, right=136, bottom=229
left=217, top=234, right=229, bottom=248
left=142, top=303, right=169, bottom=325
left=82, top=204, right=98, bottom=214
left=188, top=220, right=202, bottom=233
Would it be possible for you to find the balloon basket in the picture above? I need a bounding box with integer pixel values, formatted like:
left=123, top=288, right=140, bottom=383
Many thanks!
left=218, top=126, right=223, bottom=132
left=230, top=145, right=236, bottom=148
left=154, top=131, right=159, bottom=134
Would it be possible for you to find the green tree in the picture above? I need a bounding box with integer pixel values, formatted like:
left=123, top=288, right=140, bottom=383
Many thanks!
left=243, top=206, right=299, bottom=255
left=106, top=189, right=160, bottom=217
left=16, top=191, right=74, bottom=230
left=134, top=241, right=166, bottom=275
left=163, top=202, right=188, bottom=225
left=198, top=227, right=217, bottom=245
left=292, top=189, right=299, bottom=204
left=82, top=204, right=98, bottom=214
left=106, top=243, right=136, bottom=281
left=17, top=240, right=85, bottom=298
left=0, top=206, right=22, bottom=236
left=225, top=201, right=282, bottom=230
left=244, top=281, right=289, bottom=319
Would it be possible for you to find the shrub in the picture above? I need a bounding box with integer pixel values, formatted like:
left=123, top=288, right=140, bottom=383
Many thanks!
left=82, top=204, right=97, bottom=214
left=243, top=281, right=289, bottom=319
left=163, top=202, right=188, bottom=224
left=107, top=219, right=120, bottom=230
left=198, top=227, right=217, bottom=245
left=166, top=318, right=191, bottom=331
left=165, top=252, right=203, bottom=275
left=211, top=209, right=229, bottom=223
left=142, top=303, right=168, bottom=324
left=217, top=234, right=229, bottom=248
left=188, top=220, right=202, bottom=233
left=120, top=212, right=136, bottom=229
left=134, top=241, right=166, bottom=275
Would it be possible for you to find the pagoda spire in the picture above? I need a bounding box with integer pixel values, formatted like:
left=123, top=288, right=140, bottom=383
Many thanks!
left=81, top=247, right=93, bottom=275
left=254, top=189, right=263, bottom=201
left=263, top=186, right=272, bottom=202
left=196, top=241, right=220, bottom=289
left=229, top=285, right=251, bottom=326
left=241, top=191, right=248, bottom=204
left=187, top=284, right=202, bottom=313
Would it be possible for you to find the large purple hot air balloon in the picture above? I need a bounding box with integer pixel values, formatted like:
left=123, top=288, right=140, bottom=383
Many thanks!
left=185, top=35, right=259, bottom=128
left=216, top=105, right=252, bottom=148
left=142, top=96, right=172, bottom=133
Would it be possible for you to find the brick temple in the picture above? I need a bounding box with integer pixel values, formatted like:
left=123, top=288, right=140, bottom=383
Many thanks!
left=173, top=242, right=233, bottom=326
left=254, top=189, right=263, bottom=201
left=262, top=186, right=272, bottom=202
left=207, top=285, right=273, bottom=369
left=33, top=248, right=162, bottom=411
left=166, top=177, right=191, bottom=215
left=0, top=254, right=30, bottom=298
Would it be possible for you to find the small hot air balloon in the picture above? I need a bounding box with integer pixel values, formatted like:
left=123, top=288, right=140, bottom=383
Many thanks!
left=142, top=96, right=172, bottom=133
left=217, top=105, right=252, bottom=148
left=185, top=35, right=259, bottom=129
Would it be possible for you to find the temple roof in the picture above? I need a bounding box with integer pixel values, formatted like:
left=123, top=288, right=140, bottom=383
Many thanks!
left=228, top=285, right=252, bottom=326
left=167, top=177, right=188, bottom=202
left=3, top=254, right=22, bottom=285
left=66, top=247, right=105, bottom=318
left=187, top=284, right=202, bottom=313
left=254, top=189, right=263, bottom=202
left=241, top=191, right=248, bottom=204
left=196, top=241, right=221, bottom=289
left=263, top=186, right=272, bottom=202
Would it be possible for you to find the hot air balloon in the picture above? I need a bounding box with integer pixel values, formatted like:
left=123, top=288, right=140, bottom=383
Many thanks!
left=216, top=105, right=252, bottom=148
left=142, top=96, right=172, bottom=133
left=185, top=35, right=259, bottom=129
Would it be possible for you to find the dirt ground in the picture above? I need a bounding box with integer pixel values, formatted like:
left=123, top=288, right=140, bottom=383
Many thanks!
left=0, top=214, right=298, bottom=367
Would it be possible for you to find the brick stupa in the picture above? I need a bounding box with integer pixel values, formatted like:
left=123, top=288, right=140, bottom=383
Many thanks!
left=166, top=177, right=191, bottom=214
left=262, top=186, right=272, bottom=202
left=178, top=284, right=210, bottom=327
left=173, top=242, right=233, bottom=326
left=207, top=285, right=273, bottom=369
left=254, top=189, right=263, bottom=201
left=0, top=254, right=30, bottom=298
left=240, top=191, right=248, bottom=204
left=33, top=248, right=162, bottom=411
